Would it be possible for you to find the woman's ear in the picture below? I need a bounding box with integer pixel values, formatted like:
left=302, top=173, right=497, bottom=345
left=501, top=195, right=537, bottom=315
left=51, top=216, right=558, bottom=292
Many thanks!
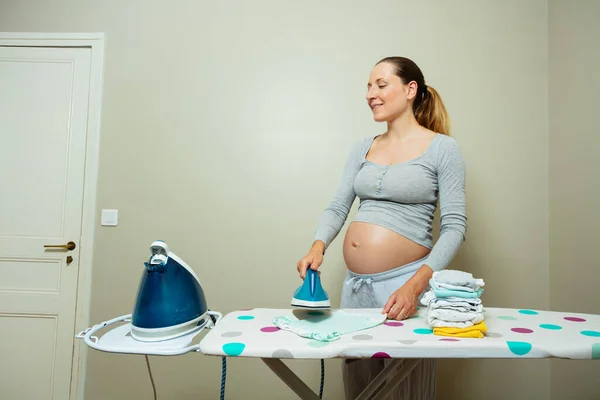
left=406, top=80, right=419, bottom=100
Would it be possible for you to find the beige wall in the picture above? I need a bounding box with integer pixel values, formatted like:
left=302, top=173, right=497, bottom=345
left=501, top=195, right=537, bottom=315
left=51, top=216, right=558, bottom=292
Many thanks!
left=549, top=1, right=600, bottom=399
left=2, top=0, right=594, bottom=399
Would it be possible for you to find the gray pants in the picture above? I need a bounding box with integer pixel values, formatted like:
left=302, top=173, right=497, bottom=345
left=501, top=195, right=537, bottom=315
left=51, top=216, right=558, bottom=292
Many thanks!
left=340, top=256, right=437, bottom=400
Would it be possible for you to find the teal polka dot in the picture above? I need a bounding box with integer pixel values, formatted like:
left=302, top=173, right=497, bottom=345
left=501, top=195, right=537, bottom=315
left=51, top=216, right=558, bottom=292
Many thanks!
left=581, top=330, right=600, bottom=337
left=592, top=344, right=600, bottom=359
left=413, top=328, right=433, bottom=335
left=222, top=342, right=246, bottom=356
left=518, top=310, right=538, bottom=315
left=237, top=315, right=255, bottom=320
left=307, top=340, right=329, bottom=348
left=507, top=341, right=532, bottom=356
left=498, top=316, right=518, bottom=321
left=539, top=324, right=562, bottom=330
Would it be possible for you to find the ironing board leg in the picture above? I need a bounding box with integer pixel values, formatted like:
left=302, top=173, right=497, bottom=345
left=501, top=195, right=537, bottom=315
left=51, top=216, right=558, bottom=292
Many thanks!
left=261, top=358, right=321, bottom=400
left=352, top=359, right=404, bottom=400
left=359, top=358, right=422, bottom=400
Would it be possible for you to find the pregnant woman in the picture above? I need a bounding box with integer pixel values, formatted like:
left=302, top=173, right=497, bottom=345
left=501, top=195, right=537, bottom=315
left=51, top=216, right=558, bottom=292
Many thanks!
left=297, top=56, right=467, bottom=399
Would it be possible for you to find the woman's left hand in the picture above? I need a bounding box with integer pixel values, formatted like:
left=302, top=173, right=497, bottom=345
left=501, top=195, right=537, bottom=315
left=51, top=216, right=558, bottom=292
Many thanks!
left=382, top=282, right=419, bottom=320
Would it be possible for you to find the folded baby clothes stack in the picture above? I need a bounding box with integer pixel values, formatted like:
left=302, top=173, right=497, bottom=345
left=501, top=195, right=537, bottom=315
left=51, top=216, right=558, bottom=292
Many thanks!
left=421, top=270, right=487, bottom=338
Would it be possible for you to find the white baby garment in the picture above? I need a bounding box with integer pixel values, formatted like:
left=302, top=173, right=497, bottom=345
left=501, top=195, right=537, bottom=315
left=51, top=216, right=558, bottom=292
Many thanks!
left=427, top=308, right=484, bottom=328
left=430, top=299, right=484, bottom=313
left=432, top=270, right=485, bottom=289
left=434, top=281, right=480, bottom=292
left=420, top=290, right=437, bottom=306
left=273, top=310, right=386, bottom=342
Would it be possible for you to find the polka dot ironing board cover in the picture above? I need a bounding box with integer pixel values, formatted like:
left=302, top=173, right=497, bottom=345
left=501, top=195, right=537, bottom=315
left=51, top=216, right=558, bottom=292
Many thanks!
left=198, top=307, right=600, bottom=360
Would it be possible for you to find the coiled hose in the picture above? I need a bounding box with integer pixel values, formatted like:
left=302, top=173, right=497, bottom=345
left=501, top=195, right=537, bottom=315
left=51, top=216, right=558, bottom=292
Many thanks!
left=209, top=311, right=227, bottom=400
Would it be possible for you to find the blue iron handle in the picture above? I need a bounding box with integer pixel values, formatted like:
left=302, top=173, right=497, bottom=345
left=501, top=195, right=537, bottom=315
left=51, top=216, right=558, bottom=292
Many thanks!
left=306, top=267, right=317, bottom=295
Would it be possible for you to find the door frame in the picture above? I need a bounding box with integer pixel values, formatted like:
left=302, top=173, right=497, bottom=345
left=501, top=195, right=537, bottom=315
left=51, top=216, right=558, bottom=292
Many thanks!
left=0, top=32, right=105, bottom=400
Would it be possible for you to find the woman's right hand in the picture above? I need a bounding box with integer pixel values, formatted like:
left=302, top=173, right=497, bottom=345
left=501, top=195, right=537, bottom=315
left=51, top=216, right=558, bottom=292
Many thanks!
left=297, top=241, right=325, bottom=279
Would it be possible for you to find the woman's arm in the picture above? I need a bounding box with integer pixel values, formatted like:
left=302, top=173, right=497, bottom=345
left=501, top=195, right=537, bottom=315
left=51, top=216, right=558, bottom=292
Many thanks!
left=406, top=137, right=468, bottom=291
left=297, top=138, right=367, bottom=278
left=424, top=136, right=467, bottom=269
left=313, top=139, right=366, bottom=252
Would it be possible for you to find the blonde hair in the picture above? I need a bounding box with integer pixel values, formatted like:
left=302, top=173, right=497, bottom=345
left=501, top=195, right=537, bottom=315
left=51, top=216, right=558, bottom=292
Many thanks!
left=377, top=56, right=451, bottom=135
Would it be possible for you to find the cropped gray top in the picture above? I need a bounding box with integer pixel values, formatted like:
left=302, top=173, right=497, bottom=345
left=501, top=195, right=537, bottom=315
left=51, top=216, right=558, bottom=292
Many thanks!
left=314, top=133, right=467, bottom=272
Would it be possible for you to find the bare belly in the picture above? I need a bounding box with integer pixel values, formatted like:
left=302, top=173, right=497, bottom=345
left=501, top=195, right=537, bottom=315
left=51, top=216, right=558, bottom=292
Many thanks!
left=343, top=222, right=430, bottom=274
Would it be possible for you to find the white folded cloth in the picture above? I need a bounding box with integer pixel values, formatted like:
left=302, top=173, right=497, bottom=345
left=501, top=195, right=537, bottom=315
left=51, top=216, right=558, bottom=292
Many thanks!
left=427, top=308, right=484, bottom=328
left=432, top=270, right=484, bottom=290
left=420, top=290, right=436, bottom=306
left=434, top=281, right=479, bottom=292
left=422, top=270, right=487, bottom=329
left=429, top=298, right=484, bottom=313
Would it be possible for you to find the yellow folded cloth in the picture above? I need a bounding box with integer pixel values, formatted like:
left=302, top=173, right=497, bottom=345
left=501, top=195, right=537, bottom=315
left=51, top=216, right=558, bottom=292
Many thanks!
left=433, top=320, right=488, bottom=338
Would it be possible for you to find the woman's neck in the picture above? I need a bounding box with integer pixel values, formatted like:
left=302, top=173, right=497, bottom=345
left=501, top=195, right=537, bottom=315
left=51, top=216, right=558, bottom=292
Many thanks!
left=385, top=111, right=421, bottom=141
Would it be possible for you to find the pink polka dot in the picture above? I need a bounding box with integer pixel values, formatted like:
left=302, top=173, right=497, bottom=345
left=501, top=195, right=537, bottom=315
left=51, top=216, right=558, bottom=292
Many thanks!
left=564, top=317, right=586, bottom=322
left=439, top=338, right=460, bottom=341
left=371, top=352, right=390, bottom=358
left=384, top=321, right=404, bottom=327
left=511, top=328, right=534, bottom=334
left=260, top=326, right=280, bottom=333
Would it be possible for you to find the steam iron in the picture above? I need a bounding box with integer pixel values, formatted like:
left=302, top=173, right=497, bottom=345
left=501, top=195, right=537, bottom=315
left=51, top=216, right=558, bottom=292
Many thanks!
left=131, top=240, right=210, bottom=342
left=291, top=268, right=331, bottom=309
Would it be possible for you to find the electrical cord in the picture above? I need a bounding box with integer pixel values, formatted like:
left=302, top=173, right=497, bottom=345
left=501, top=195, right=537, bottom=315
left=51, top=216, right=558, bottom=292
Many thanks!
left=319, top=358, right=325, bottom=399
left=143, top=312, right=337, bottom=400
left=145, top=355, right=157, bottom=400
left=144, top=353, right=320, bottom=400
left=143, top=312, right=225, bottom=400
left=220, top=355, right=227, bottom=400
left=209, top=311, right=227, bottom=400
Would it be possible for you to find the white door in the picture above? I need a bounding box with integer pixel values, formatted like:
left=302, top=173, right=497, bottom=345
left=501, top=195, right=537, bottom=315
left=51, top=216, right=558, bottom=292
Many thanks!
left=0, top=46, right=92, bottom=399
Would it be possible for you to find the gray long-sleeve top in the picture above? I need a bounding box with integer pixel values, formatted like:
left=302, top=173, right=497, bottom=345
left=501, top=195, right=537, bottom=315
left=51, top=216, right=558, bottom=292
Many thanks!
left=314, top=133, right=467, bottom=272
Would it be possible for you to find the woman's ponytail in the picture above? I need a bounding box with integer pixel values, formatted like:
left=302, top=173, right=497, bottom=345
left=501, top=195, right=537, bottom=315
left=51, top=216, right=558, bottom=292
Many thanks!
left=414, top=85, right=451, bottom=135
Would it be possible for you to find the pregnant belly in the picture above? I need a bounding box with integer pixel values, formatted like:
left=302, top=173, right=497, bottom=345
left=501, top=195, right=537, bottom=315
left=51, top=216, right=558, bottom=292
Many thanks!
left=343, top=222, right=430, bottom=274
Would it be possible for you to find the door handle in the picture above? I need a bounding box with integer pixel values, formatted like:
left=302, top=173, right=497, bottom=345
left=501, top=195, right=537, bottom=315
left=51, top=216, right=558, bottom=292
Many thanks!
left=44, top=241, right=76, bottom=251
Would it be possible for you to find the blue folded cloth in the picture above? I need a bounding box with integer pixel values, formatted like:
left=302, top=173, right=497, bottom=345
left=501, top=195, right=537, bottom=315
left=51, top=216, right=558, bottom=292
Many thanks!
left=429, top=278, right=484, bottom=298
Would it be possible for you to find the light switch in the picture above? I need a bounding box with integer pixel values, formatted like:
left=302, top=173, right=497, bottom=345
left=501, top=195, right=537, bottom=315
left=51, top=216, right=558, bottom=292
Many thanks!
left=101, top=209, right=119, bottom=226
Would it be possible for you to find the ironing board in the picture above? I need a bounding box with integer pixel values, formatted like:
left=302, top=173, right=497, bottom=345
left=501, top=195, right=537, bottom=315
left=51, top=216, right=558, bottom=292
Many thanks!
left=198, top=307, right=600, bottom=400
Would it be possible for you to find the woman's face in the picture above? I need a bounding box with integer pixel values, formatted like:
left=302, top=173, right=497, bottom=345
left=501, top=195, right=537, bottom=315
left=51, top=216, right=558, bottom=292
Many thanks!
left=366, top=62, right=413, bottom=122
